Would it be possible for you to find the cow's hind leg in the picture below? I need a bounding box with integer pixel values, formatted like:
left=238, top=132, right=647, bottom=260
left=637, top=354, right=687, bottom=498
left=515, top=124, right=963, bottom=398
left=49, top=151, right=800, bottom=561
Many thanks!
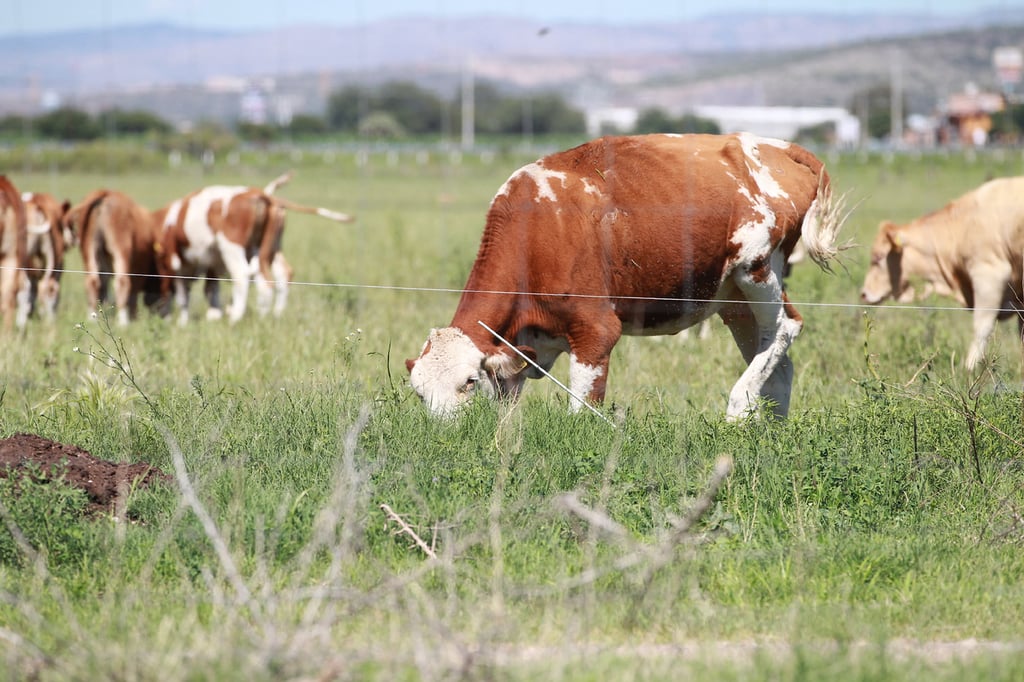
left=218, top=238, right=251, bottom=324
left=724, top=251, right=801, bottom=420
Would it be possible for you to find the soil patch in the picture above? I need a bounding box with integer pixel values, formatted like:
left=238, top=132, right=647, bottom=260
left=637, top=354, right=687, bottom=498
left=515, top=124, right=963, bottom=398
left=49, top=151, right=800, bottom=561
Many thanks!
left=0, top=433, right=172, bottom=516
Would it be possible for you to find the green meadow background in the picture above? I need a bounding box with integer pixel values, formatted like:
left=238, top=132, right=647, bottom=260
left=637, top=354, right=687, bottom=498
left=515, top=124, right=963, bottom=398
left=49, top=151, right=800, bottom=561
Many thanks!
left=2, top=142, right=1024, bottom=680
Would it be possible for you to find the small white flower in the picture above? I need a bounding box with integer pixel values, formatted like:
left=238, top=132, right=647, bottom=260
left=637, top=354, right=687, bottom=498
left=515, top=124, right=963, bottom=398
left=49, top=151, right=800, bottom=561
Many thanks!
left=90, top=311, right=98, bottom=319
left=72, top=347, right=80, bottom=353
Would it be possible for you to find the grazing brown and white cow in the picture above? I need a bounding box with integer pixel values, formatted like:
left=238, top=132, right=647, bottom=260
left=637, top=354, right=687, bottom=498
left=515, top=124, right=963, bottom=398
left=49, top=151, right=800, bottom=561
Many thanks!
left=407, top=133, right=843, bottom=420
left=860, top=176, right=1024, bottom=370
left=0, top=176, right=27, bottom=330
left=63, top=189, right=163, bottom=325
left=158, top=174, right=353, bottom=325
left=20, top=191, right=70, bottom=323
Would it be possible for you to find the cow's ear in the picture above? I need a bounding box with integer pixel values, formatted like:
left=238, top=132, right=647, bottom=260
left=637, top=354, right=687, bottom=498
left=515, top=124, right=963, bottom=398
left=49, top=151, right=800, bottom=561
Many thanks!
left=405, top=357, right=417, bottom=373
left=881, top=221, right=903, bottom=252
left=60, top=200, right=71, bottom=216
left=483, top=350, right=532, bottom=379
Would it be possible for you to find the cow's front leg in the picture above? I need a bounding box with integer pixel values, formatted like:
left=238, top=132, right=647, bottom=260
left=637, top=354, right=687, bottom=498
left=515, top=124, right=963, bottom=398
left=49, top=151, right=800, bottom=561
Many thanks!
left=965, top=273, right=1008, bottom=370
left=566, top=317, right=620, bottom=412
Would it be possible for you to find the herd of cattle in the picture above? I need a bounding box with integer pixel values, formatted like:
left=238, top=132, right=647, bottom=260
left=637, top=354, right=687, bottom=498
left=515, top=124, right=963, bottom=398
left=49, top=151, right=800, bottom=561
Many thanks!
left=2, top=132, right=1022, bottom=418
left=0, top=172, right=353, bottom=331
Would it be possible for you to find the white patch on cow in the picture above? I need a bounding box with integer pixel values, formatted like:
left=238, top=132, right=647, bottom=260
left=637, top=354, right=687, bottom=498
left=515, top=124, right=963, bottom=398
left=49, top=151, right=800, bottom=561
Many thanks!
left=662, top=133, right=684, bottom=138
left=163, top=199, right=182, bottom=230
left=581, top=177, right=603, bottom=197
left=568, top=354, right=603, bottom=413
left=730, top=185, right=777, bottom=263
left=409, top=327, right=489, bottom=417
left=492, top=161, right=567, bottom=204
left=180, top=186, right=248, bottom=268
left=736, top=132, right=789, bottom=200
left=20, top=192, right=33, bottom=202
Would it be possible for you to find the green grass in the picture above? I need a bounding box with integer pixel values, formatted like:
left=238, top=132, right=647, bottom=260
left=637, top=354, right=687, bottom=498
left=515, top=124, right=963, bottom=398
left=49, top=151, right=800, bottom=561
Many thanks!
left=2, top=144, right=1024, bottom=680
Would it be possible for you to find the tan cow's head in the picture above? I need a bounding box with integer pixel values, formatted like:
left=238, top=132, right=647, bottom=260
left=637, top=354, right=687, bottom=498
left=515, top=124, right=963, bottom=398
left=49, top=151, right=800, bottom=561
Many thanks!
left=406, top=327, right=530, bottom=417
left=860, top=220, right=916, bottom=305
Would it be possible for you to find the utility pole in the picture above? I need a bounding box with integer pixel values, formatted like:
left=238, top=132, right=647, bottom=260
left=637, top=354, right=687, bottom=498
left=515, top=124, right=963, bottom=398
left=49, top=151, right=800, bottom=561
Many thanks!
left=461, top=57, right=474, bottom=151
left=890, top=48, right=903, bottom=147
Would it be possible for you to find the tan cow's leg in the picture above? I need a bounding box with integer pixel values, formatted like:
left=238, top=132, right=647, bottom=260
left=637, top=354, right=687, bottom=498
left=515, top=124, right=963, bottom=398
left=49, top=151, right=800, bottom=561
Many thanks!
left=965, top=270, right=1010, bottom=370
left=0, top=254, right=18, bottom=330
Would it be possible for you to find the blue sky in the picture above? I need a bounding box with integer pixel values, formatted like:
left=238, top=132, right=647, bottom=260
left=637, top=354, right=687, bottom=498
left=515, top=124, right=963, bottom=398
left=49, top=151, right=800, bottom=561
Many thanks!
left=0, top=0, right=997, bottom=37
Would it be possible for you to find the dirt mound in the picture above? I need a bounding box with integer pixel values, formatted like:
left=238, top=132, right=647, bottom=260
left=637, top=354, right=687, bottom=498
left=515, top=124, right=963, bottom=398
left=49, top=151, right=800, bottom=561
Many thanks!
left=0, top=433, right=172, bottom=516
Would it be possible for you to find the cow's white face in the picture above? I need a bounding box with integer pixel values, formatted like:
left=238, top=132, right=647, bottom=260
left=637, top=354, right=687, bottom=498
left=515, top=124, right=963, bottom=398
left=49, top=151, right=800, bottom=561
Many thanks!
left=407, top=327, right=493, bottom=417
left=407, top=327, right=529, bottom=418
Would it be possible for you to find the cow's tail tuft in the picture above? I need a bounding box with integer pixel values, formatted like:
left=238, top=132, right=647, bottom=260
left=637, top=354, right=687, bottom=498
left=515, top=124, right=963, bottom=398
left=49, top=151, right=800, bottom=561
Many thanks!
left=263, top=171, right=293, bottom=195
left=800, top=170, right=850, bottom=273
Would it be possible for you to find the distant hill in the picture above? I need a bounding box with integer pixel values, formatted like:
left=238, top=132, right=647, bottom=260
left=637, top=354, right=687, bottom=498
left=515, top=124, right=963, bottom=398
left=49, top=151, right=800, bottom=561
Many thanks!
left=1, top=10, right=1023, bottom=124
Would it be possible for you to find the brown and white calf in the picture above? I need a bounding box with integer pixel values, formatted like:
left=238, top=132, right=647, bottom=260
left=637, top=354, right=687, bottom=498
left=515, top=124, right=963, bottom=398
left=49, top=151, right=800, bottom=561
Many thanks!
left=63, top=189, right=163, bottom=325
left=407, top=133, right=843, bottom=420
left=20, top=191, right=70, bottom=323
left=0, top=176, right=27, bottom=330
left=860, top=176, right=1024, bottom=370
left=158, top=175, right=353, bottom=325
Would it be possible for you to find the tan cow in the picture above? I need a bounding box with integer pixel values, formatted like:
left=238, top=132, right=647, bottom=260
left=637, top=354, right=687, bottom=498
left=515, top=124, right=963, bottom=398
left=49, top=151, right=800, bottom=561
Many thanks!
left=63, top=189, right=164, bottom=325
left=0, top=176, right=27, bottom=330
left=860, top=176, right=1024, bottom=370
left=20, top=191, right=70, bottom=323
left=159, top=173, right=353, bottom=325
left=407, top=133, right=844, bottom=420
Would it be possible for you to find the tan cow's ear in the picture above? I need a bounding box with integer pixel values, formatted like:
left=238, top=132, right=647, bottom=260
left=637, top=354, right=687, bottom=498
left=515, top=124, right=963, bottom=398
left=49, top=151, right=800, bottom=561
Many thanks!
left=881, top=221, right=903, bottom=252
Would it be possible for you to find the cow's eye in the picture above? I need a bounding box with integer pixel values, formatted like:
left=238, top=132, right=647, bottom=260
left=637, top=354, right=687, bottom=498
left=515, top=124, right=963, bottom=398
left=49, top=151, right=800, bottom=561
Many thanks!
left=460, top=377, right=478, bottom=394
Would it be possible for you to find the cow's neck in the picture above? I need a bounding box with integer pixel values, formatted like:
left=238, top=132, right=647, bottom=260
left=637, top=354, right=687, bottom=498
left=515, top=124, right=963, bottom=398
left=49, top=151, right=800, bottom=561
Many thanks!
left=902, top=218, right=957, bottom=289
left=448, top=218, right=526, bottom=350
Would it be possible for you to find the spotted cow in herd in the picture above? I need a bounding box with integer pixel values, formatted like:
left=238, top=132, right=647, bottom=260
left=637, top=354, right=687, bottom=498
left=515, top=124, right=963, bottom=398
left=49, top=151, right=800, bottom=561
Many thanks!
left=861, top=176, right=1024, bottom=370
left=0, top=176, right=27, bottom=330
left=158, top=173, right=354, bottom=325
left=20, top=191, right=71, bottom=324
left=63, top=189, right=163, bottom=325
left=407, top=133, right=844, bottom=420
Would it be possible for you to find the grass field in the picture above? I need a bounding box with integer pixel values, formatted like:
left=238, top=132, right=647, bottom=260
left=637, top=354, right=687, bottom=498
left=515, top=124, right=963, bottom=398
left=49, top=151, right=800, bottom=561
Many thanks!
left=2, top=141, right=1024, bottom=680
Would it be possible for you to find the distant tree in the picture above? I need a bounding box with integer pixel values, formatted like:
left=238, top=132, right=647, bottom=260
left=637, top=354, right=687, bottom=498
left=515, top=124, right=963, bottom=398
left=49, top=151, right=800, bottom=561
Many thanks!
left=529, top=92, right=585, bottom=134
left=96, top=108, right=172, bottom=136
left=358, top=111, right=406, bottom=139
left=461, top=81, right=512, bottom=135
left=634, top=107, right=677, bottom=134
left=849, top=84, right=906, bottom=141
left=0, top=114, right=31, bottom=137
left=236, top=121, right=278, bottom=145
left=35, top=106, right=100, bottom=141
left=287, top=113, right=328, bottom=137
left=374, top=81, right=443, bottom=135
left=991, top=102, right=1024, bottom=143
left=634, top=108, right=719, bottom=135
left=676, top=113, right=719, bottom=134
left=326, top=85, right=371, bottom=131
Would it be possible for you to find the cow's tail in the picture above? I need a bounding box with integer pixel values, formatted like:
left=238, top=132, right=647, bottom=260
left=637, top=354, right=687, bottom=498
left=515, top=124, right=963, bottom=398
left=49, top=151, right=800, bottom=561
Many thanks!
left=798, top=166, right=849, bottom=274
left=263, top=171, right=293, bottom=195
left=271, top=196, right=355, bottom=224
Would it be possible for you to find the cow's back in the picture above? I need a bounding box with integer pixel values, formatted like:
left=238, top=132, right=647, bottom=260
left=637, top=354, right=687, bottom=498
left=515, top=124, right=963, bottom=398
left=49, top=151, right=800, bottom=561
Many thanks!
left=464, top=134, right=825, bottom=332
